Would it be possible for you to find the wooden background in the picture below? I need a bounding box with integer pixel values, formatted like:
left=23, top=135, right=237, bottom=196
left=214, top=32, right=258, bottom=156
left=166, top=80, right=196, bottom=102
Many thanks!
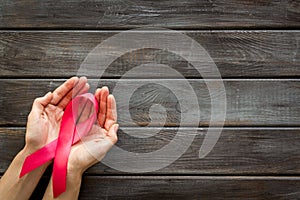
left=1, top=0, right=300, bottom=199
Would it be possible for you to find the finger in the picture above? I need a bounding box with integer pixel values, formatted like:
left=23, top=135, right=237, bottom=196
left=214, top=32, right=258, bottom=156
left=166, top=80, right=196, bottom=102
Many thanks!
left=57, top=77, right=88, bottom=109
left=94, top=87, right=101, bottom=123
left=72, top=77, right=89, bottom=97
left=50, top=76, right=79, bottom=106
left=94, top=88, right=101, bottom=104
left=31, top=92, right=53, bottom=116
left=98, top=86, right=109, bottom=127
left=76, top=83, right=90, bottom=96
left=104, top=94, right=117, bottom=130
left=106, top=124, right=119, bottom=144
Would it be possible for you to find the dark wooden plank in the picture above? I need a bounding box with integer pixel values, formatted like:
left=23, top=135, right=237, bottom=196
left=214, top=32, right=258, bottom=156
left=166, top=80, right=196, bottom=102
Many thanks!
left=0, top=79, right=300, bottom=126
left=2, top=127, right=300, bottom=175
left=2, top=174, right=300, bottom=199
left=0, top=175, right=294, bottom=198
left=1, top=1, right=300, bottom=29
left=0, top=31, right=299, bottom=78
left=0, top=128, right=24, bottom=172
left=25, top=175, right=300, bottom=199
left=78, top=176, right=300, bottom=199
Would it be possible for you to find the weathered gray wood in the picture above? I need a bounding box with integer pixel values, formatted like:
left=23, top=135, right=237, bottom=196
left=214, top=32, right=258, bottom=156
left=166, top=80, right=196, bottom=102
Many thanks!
left=1, top=1, right=300, bottom=29
left=77, top=176, right=300, bottom=199
left=2, top=127, right=300, bottom=175
left=0, top=128, right=24, bottom=172
left=0, top=79, right=300, bottom=126
left=0, top=31, right=299, bottom=78
left=0, top=1, right=299, bottom=199
left=27, top=175, right=300, bottom=199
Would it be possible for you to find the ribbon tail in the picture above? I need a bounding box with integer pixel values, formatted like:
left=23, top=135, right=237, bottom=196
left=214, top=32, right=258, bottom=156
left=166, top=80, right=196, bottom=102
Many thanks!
left=52, top=106, right=76, bottom=198
left=19, top=139, right=57, bottom=178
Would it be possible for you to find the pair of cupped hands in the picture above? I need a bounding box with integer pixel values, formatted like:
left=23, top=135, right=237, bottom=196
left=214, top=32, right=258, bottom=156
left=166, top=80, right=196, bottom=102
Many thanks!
left=25, top=76, right=118, bottom=174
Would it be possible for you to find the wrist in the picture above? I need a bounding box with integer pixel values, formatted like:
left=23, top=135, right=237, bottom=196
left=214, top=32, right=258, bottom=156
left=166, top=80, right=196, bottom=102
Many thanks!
left=21, top=145, right=37, bottom=155
left=67, top=162, right=84, bottom=178
left=66, top=166, right=83, bottom=190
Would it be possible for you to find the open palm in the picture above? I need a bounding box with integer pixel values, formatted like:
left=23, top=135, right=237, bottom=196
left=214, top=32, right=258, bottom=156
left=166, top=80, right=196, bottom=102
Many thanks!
left=25, top=77, right=89, bottom=152
left=68, top=87, right=118, bottom=173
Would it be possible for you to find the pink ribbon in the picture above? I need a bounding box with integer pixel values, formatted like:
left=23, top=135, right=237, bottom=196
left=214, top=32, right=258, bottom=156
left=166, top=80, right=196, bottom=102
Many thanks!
left=20, top=93, right=98, bottom=197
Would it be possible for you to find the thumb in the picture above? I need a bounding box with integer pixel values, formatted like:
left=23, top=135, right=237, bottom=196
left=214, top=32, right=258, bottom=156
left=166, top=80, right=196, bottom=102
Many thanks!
left=107, top=124, right=119, bottom=144
left=31, top=92, right=53, bottom=116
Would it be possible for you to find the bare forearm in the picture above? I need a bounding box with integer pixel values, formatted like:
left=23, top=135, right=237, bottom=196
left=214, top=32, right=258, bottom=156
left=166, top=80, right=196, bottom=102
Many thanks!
left=43, top=169, right=82, bottom=200
left=0, top=146, right=50, bottom=200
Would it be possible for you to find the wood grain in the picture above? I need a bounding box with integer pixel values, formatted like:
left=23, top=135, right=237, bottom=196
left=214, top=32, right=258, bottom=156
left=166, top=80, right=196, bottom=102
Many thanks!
left=0, top=79, right=299, bottom=126
left=0, top=1, right=300, bottom=29
left=78, top=176, right=300, bottom=200
left=2, top=127, right=300, bottom=175
left=28, top=175, right=300, bottom=199
left=0, top=31, right=299, bottom=78
left=0, top=1, right=299, bottom=199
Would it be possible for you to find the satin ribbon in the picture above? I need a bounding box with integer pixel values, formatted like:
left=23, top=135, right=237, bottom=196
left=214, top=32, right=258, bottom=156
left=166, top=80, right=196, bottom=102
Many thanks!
left=20, top=93, right=98, bottom=197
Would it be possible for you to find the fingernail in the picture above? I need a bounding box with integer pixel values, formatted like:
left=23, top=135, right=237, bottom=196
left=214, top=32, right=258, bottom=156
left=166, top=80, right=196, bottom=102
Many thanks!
left=80, top=76, right=87, bottom=81
left=71, top=76, right=79, bottom=82
left=103, top=86, right=109, bottom=92
left=44, top=92, right=52, bottom=99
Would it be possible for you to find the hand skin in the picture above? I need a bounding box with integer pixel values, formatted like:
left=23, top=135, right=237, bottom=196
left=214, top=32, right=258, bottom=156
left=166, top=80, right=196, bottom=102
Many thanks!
left=0, top=77, right=89, bottom=200
left=42, top=87, right=118, bottom=200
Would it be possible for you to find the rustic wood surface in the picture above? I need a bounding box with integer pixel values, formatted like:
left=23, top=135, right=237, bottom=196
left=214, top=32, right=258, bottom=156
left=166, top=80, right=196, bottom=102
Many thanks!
left=1, top=0, right=300, bottom=199
left=29, top=175, right=300, bottom=199
left=77, top=176, right=300, bottom=200
left=1, top=0, right=300, bottom=29
left=0, top=79, right=299, bottom=126
left=0, top=31, right=299, bottom=78
left=2, top=127, right=300, bottom=175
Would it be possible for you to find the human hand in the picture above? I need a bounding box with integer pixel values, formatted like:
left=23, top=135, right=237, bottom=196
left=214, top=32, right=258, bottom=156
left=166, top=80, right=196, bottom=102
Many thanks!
left=25, top=77, right=89, bottom=153
left=67, top=86, right=119, bottom=174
